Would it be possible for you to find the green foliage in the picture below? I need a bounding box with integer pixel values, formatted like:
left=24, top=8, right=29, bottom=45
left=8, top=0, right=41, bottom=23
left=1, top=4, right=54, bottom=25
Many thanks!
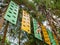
left=33, top=0, right=41, bottom=5
left=56, top=0, right=60, bottom=9
left=37, top=14, right=46, bottom=22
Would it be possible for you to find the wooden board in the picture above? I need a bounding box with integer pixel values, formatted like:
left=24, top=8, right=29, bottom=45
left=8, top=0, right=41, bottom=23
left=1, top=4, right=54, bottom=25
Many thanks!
left=21, top=10, right=31, bottom=34
left=33, top=18, right=42, bottom=40
left=4, top=1, right=19, bottom=25
left=41, top=25, right=51, bottom=45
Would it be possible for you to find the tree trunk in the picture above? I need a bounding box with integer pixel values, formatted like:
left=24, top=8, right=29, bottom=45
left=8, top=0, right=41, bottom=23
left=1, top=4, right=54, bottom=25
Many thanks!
left=2, top=22, right=9, bottom=45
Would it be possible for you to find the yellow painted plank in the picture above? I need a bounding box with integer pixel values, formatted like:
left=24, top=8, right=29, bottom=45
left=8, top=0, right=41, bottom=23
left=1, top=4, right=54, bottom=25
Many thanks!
left=21, top=10, right=31, bottom=34
left=41, top=25, right=51, bottom=45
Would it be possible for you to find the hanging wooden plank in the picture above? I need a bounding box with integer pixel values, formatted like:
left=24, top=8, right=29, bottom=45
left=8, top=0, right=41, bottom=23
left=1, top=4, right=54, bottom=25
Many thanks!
left=21, top=10, right=31, bottom=34
left=47, top=29, right=57, bottom=45
left=41, top=25, right=51, bottom=45
left=4, top=1, right=19, bottom=25
left=33, top=18, right=42, bottom=40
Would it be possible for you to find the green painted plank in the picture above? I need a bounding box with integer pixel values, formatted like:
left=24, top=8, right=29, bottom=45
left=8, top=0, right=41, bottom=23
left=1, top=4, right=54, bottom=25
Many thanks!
left=47, top=29, right=57, bottom=45
left=4, top=1, right=19, bottom=25
left=33, top=18, right=42, bottom=40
